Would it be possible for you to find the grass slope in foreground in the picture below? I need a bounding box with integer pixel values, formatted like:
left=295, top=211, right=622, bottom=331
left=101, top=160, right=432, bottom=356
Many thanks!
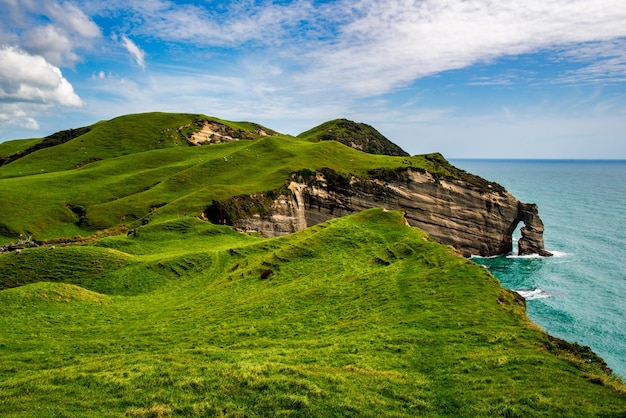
left=1, top=209, right=625, bottom=417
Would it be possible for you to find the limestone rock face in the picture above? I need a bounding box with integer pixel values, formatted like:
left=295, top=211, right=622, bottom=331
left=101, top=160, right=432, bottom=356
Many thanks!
left=211, top=168, right=551, bottom=257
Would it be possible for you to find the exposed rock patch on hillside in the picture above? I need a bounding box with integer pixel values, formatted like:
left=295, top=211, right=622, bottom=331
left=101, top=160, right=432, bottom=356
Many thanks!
left=0, top=236, right=39, bottom=253
left=205, top=167, right=551, bottom=257
left=182, top=120, right=272, bottom=145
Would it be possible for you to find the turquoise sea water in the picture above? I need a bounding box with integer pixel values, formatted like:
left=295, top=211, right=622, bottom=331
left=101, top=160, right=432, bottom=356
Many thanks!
left=450, top=159, right=626, bottom=379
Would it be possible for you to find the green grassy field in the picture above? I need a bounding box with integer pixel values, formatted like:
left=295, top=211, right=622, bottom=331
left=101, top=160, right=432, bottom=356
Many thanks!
left=1, top=113, right=625, bottom=416
left=1, top=209, right=625, bottom=417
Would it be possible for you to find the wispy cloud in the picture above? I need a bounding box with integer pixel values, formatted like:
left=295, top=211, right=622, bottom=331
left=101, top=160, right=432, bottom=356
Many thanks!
left=121, top=35, right=146, bottom=70
left=79, top=0, right=626, bottom=97
left=468, top=68, right=539, bottom=86
left=295, top=0, right=626, bottom=96
left=90, top=0, right=315, bottom=46
left=555, top=40, right=626, bottom=85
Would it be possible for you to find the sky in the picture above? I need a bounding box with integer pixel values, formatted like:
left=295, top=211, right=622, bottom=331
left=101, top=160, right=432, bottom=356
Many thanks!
left=1, top=0, right=626, bottom=159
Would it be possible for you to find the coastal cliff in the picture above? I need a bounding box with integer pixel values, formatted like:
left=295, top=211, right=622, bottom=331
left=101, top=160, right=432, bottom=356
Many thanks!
left=0, top=113, right=550, bottom=258
left=204, top=166, right=552, bottom=258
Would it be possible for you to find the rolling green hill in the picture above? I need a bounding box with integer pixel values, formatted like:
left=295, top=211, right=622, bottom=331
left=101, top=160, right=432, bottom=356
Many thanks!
left=1, top=113, right=625, bottom=416
left=297, top=118, right=410, bottom=157
left=1, top=210, right=625, bottom=416
left=0, top=112, right=453, bottom=242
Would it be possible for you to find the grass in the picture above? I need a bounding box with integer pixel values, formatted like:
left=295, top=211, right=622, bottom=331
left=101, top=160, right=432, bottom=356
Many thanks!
left=0, top=137, right=44, bottom=158
left=1, top=209, right=625, bottom=417
left=1, top=113, right=625, bottom=416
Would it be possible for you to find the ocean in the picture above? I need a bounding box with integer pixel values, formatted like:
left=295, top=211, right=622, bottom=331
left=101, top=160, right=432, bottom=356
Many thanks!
left=450, top=159, right=626, bottom=379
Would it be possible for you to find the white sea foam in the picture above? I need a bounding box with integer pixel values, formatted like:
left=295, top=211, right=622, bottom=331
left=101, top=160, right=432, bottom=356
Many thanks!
left=469, top=254, right=499, bottom=260
left=506, top=253, right=543, bottom=259
left=516, top=288, right=551, bottom=300
left=549, top=250, right=568, bottom=258
left=506, top=249, right=568, bottom=259
left=471, top=250, right=567, bottom=259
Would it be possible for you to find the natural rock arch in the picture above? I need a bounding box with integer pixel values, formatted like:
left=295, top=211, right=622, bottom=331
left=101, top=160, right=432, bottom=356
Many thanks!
left=516, top=202, right=553, bottom=257
left=205, top=168, right=553, bottom=258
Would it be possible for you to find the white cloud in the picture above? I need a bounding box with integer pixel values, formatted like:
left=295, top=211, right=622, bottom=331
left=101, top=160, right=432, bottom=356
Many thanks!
left=83, top=0, right=626, bottom=97
left=0, top=0, right=101, bottom=67
left=91, top=0, right=314, bottom=47
left=121, top=35, right=146, bottom=69
left=0, top=105, right=41, bottom=130
left=0, top=47, right=83, bottom=106
left=294, top=0, right=626, bottom=96
left=44, top=1, right=101, bottom=39
left=0, top=46, right=84, bottom=129
left=21, top=25, right=79, bottom=67
left=0, top=1, right=101, bottom=133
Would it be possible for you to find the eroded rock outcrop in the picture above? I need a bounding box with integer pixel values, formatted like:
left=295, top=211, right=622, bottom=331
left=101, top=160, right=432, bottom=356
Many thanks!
left=179, top=119, right=275, bottom=146
left=517, top=202, right=552, bottom=257
left=188, top=121, right=268, bottom=145
left=204, top=168, right=552, bottom=257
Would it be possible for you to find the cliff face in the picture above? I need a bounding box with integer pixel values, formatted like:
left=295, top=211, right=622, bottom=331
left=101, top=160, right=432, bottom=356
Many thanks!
left=205, top=168, right=551, bottom=257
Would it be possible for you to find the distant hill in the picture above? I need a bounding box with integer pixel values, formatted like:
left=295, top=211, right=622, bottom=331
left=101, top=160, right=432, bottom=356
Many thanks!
left=298, top=118, right=410, bottom=157
left=0, top=126, right=91, bottom=167
left=0, top=113, right=276, bottom=175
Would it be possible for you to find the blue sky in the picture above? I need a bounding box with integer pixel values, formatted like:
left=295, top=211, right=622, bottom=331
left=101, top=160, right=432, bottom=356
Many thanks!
left=1, top=0, right=625, bottom=158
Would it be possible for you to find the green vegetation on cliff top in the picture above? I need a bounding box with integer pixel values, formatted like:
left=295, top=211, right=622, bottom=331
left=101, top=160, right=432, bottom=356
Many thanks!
left=1, top=113, right=624, bottom=416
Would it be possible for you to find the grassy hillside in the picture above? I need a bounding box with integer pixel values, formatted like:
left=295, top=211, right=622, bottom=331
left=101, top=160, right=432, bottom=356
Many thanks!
left=0, top=113, right=456, bottom=243
left=298, top=118, right=410, bottom=157
left=1, top=209, right=625, bottom=417
left=0, top=137, right=44, bottom=159
left=1, top=113, right=624, bottom=416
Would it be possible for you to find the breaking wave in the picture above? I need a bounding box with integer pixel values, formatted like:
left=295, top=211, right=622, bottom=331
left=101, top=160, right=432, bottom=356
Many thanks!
left=471, top=250, right=567, bottom=260
left=506, top=250, right=568, bottom=259
left=516, top=288, right=551, bottom=300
